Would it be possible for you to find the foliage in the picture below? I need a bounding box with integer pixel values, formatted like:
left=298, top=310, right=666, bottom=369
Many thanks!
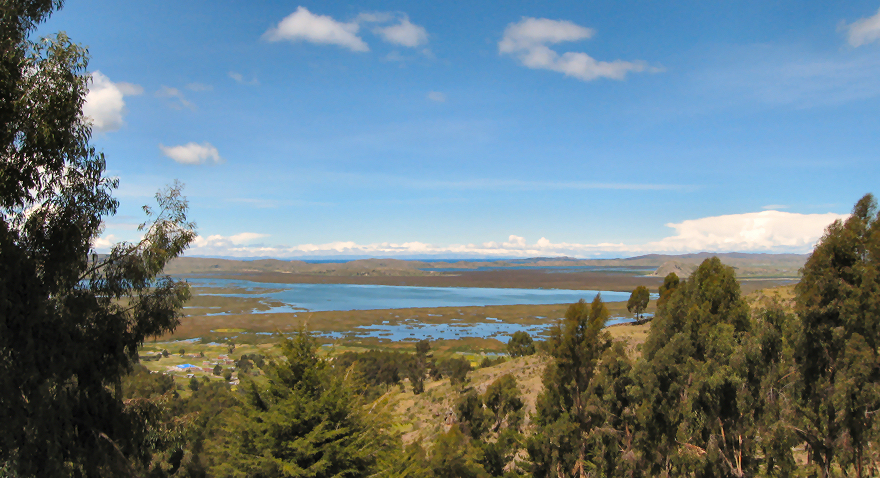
left=634, top=257, right=765, bottom=477
left=0, top=2, right=195, bottom=476
left=123, top=365, right=177, bottom=399
left=789, top=193, right=880, bottom=477
left=656, top=272, right=680, bottom=309
left=627, top=285, right=651, bottom=323
left=454, top=373, right=526, bottom=476
left=457, top=389, right=492, bottom=440
left=479, top=356, right=506, bottom=368
left=210, top=329, right=394, bottom=477
left=506, top=331, right=536, bottom=357
left=439, top=356, right=473, bottom=386
left=415, top=339, right=431, bottom=356
left=484, top=374, right=524, bottom=433
left=528, top=295, right=611, bottom=477
left=333, top=349, right=429, bottom=396
left=428, top=425, right=489, bottom=478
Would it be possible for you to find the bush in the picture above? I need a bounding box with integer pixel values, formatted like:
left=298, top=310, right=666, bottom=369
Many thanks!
left=439, top=357, right=472, bottom=386
left=507, top=331, right=535, bottom=357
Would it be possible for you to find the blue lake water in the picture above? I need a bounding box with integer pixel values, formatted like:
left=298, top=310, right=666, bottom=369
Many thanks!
left=183, top=278, right=657, bottom=342
left=320, top=315, right=647, bottom=341
left=184, top=277, right=639, bottom=312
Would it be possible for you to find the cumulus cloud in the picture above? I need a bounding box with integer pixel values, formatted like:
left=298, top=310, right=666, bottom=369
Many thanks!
left=499, top=17, right=660, bottom=81
left=83, top=71, right=143, bottom=132
left=228, top=71, right=259, bottom=86
left=264, top=6, right=368, bottom=52
left=184, top=211, right=848, bottom=259
left=646, top=210, right=847, bottom=253
left=427, top=91, right=446, bottom=102
left=159, top=142, right=224, bottom=165
left=155, top=86, right=195, bottom=110
left=844, top=7, right=880, bottom=47
left=373, top=14, right=427, bottom=47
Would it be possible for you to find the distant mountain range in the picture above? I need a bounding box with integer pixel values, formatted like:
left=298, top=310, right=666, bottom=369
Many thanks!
left=165, top=252, right=807, bottom=279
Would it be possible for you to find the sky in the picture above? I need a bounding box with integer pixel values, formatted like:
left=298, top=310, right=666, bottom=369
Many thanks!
left=37, top=1, right=880, bottom=259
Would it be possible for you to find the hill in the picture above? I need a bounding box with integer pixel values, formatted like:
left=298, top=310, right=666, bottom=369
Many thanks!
left=166, top=252, right=807, bottom=279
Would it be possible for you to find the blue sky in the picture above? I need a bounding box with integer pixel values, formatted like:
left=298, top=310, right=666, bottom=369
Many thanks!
left=39, top=1, right=879, bottom=258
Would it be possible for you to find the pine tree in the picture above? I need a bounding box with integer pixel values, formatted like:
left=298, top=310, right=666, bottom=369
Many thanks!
left=211, top=329, right=394, bottom=477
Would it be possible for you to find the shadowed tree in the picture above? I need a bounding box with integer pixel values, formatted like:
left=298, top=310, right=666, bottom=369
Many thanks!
left=0, top=2, right=196, bottom=475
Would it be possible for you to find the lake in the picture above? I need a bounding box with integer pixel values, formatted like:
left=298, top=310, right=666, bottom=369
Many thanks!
left=184, top=277, right=643, bottom=312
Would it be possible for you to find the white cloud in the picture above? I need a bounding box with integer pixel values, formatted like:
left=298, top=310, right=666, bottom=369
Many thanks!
left=427, top=91, right=446, bottom=102
left=159, top=142, right=224, bottom=165
left=91, top=233, right=118, bottom=252
left=184, top=211, right=848, bottom=259
left=646, top=210, right=847, bottom=253
left=229, top=232, right=269, bottom=244
left=155, top=86, right=195, bottom=110
left=83, top=71, right=143, bottom=132
left=264, top=6, right=368, bottom=52
left=499, top=17, right=660, bottom=81
left=228, top=71, right=259, bottom=86
left=373, top=15, right=427, bottom=47
left=844, top=7, right=880, bottom=47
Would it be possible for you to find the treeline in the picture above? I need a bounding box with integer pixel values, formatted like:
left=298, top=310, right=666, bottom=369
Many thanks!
left=520, top=194, right=880, bottom=478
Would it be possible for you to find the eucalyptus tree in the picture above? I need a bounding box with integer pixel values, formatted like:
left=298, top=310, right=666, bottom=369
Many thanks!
left=528, top=295, right=611, bottom=477
left=0, top=2, right=195, bottom=475
left=633, top=258, right=766, bottom=477
left=790, top=193, right=880, bottom=478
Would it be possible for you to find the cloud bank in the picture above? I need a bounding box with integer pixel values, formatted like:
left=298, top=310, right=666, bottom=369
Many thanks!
left=83, top=71, right=143, bottom=132
left=176, top=210, right=847, bottom=259
left=844, top=7, right=880, bottom=47
left=499, top=17, right=660, bottom=81
left=159, top=142, right=224, bottom=165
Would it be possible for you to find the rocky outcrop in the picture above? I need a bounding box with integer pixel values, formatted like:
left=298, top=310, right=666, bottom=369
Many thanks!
left=650, top=260, right=697, bottom=278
